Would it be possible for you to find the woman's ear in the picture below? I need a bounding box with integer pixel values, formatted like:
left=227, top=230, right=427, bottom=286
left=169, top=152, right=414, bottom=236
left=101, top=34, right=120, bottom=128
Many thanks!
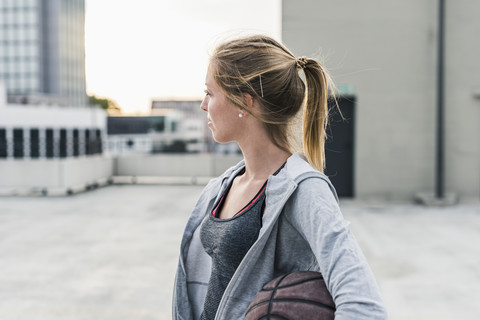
left=243, top=93, right=255, bottom=111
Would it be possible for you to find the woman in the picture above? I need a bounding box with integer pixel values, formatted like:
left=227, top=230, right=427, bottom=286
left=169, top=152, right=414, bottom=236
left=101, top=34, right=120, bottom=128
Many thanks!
left=173, top=34, right=387, bottom=320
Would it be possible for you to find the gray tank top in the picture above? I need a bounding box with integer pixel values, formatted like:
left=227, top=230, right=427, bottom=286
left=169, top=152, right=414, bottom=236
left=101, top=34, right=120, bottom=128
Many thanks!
left=199, top=168, right=267, bottom=320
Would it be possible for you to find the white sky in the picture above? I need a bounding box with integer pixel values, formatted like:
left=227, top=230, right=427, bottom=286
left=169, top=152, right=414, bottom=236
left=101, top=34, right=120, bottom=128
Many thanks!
left=85, top=0, right=282, bottom=115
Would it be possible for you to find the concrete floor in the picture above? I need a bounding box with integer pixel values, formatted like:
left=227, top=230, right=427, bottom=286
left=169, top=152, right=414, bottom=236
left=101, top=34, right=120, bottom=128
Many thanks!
left=0, top=184, right=479, bottom=320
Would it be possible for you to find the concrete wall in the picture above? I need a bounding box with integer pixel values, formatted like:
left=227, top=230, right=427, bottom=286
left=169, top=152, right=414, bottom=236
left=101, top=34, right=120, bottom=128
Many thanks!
left=115, top=154, right=243, bottom=178
left=0, top=156, right=114, bottom=195
left=0, top=154, right=243, bottom=195
left=282, top=0, right=480, bottom=200
left=444, top=1, right=480, bottom=197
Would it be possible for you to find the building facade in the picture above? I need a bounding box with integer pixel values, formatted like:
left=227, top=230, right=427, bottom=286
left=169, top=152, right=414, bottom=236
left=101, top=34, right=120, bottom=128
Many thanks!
left=106, top=101, right=207, bottom=155
left=282, top=0, right=480, bottom=200
left=151, top=99, right=239, bottom=154
left=0, top=0, right=87, bottom=106
left=0, top=83, right=105, bottom=160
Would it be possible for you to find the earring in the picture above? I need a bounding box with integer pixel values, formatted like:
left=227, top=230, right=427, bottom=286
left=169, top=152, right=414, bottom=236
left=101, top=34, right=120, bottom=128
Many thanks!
left=238, top=113, right=244, bottom=118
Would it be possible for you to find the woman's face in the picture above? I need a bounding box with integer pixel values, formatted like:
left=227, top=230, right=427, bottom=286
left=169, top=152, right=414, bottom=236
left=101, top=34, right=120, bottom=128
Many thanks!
left=200, top=68, right=243, bottom=143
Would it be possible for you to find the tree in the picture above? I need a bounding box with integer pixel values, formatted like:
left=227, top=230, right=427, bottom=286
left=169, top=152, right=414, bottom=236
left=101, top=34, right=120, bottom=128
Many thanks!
left=88, top=95, right=121, bottom=113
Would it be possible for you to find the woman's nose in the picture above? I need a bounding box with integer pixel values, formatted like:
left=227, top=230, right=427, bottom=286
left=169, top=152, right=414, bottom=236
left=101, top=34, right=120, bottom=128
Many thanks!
left=200, top=98, right=208, bottom=112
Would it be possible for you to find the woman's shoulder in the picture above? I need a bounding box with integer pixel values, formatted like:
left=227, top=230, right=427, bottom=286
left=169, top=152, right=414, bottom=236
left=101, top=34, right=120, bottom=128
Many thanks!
left=276, top=154, right=341, bottom=220
left=293, top=176, right=338, bottom=205
left=282, top=153, right=338, bottom=202
left=282, top=176, right=345, bottom=231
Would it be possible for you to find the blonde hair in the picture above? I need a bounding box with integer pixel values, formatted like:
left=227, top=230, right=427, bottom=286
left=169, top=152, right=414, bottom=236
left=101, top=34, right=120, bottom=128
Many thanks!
left=209, top=34, right=335, bottom=172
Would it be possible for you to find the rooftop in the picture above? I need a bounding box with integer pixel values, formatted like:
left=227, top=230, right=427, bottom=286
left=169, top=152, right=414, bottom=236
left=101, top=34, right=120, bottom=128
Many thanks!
left=0, top=184, right=479, bottom=319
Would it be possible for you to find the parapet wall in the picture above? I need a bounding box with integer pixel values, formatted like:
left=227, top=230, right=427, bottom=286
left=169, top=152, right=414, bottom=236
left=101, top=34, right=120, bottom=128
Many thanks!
left=0, top=154, right=243, bottom=196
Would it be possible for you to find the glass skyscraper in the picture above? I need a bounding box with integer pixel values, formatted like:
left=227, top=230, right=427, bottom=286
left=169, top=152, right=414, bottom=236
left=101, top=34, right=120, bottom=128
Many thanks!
left=0, top=0, right=87, bottom=106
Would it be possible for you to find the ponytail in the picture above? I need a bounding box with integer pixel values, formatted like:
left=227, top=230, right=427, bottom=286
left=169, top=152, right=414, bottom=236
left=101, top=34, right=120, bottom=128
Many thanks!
left=300, top=58, right=334, bottom=172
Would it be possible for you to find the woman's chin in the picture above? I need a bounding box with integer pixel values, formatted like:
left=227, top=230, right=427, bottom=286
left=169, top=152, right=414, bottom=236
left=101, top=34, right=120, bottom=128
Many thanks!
left=213, top=137, right=227, bottom=144
left=212, top=134, right=232, bottom=144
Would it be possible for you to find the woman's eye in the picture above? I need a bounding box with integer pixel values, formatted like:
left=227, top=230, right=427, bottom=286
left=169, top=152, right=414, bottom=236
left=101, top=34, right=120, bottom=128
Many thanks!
left=204, top=90, right=210, bottom=96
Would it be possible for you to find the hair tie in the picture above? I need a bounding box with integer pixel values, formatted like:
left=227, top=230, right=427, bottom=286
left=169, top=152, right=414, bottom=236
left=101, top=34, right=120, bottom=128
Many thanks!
left=296, top=56, right=308, bottom=69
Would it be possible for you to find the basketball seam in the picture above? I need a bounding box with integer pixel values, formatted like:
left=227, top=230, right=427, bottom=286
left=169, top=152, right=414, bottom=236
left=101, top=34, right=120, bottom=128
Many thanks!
left=258, top=314, right=289, bottom=320
left=268, top=274, right=290, bottom=319
left=260, top=276, right=325, bottom=292
left=268, top=297, right=336, bottom=311
left=245, top=299, right=270, bottom=315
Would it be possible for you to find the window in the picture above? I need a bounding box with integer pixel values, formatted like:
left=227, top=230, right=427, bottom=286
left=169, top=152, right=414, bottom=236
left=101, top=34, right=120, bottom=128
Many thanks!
left=171, top=121, right=177, bottom=133
left=59, top=128, right=67, bottom=158
left=30, top=128, right=39, bottom=158
left=85, top=129, right=91, bottom=155
left=150, top=117, right=165, bottom=132
left=72, top=129, right=79, bottom=156
left=13, top=128, right=24, bottom=158
left=45, top=128, right=54, bottom=158
left=95, top=129, right=102, bottom=154
left=0, top=128, right=7, bottom=158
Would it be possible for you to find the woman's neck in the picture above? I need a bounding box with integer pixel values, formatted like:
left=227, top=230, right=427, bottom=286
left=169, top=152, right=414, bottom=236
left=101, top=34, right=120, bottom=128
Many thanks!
left=234, top=103, right=291, bottom=182
left=237, top=139, right=291, bottom=182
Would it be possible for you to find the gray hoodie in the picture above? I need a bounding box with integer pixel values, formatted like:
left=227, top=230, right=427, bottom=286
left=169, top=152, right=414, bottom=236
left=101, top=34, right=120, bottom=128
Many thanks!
left=173, top=153, right=387, bottom=319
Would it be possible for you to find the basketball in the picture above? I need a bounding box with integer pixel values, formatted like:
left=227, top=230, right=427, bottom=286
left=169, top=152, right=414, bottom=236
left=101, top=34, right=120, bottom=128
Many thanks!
left=244, top=271, right=335, bottom=320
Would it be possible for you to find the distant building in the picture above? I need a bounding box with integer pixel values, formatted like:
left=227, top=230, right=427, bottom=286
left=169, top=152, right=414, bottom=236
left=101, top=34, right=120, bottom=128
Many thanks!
left=152, top=100, right=209, bottom=153
left=107, top=102, right=205, bottom=154
left=152, top=99, right=240, bottom=154
left=0, top=0, right=87, bottom=106
left=106, top=111, right=187, bottom=155
left=0, top=83, right=105, bottom=159
left=152, top=100, right=240, bottom=154
left=106, top=100, right=240, bottom=155
left=0, top=0, right=101, bottom=159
